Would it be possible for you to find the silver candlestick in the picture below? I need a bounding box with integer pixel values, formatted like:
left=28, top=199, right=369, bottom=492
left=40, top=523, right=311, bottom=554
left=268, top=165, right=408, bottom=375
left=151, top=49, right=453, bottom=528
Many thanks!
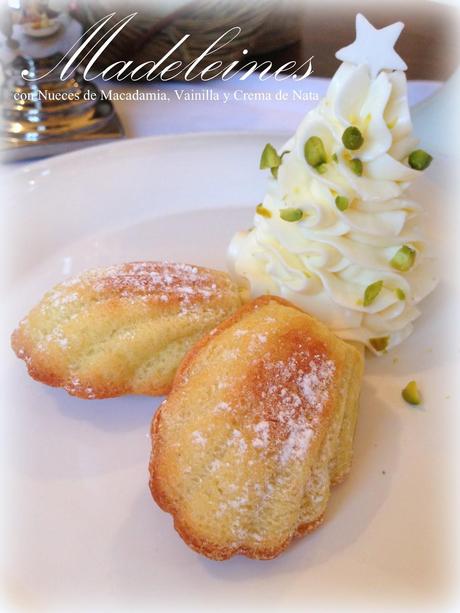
left=0, top=0, right=123, bottom=162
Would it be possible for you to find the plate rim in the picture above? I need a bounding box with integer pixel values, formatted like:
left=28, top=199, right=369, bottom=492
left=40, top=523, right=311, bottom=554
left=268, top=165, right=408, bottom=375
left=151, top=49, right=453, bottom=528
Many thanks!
left=2, top=130, right=292, bottom=181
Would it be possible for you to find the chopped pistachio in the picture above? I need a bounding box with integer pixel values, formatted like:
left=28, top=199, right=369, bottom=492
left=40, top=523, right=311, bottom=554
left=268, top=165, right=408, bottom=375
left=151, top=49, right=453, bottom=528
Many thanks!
left=396, top=288, right=406, bottom=300
left=335, top=195, right=349, bottom=211
left=402, top=380, right=422, bottom=405
left=304, top=136, right=327, bottom=168
left=363, top=280, right=383, bottom=307
left=332, top=153, right=338, bottom=163
left=342, top=126, right=364, bottom=150
left=256, top=203, right=271, bottom=218
left=369, top=336, right=389, bottom=352
left=317, top=163, right=328, bottom=174
left=350, top=158, right=363, bottom=176
left=260, top=143, right=281, bottom=170
left=408, top=149, right=433, bottom=171
left=260, top=146, right=290, bottom=178
left=280, top=207, right=303, bottom=222
left=391, top=245, right=416, bottom=272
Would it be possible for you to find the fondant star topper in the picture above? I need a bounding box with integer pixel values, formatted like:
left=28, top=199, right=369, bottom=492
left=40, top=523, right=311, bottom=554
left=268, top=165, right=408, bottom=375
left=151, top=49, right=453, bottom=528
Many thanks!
left=336, top=13, right=407, bottom=79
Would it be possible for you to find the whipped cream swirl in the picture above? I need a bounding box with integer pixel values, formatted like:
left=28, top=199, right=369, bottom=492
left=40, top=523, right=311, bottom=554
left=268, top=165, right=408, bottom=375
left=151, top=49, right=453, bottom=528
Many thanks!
left=228, top=62, right=436, bottom=352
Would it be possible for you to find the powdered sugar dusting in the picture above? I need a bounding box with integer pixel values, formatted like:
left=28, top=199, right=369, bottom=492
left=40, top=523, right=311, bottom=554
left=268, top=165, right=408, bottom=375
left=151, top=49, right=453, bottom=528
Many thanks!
left=279, top=423, right=313, bottom=464
left=213, top=401, right=231, bottom=413
left=227, top=429, right=247, bottom=455
left=209, top=459, right=221, bottom=473
left=252, top=421, right=270, bottom=449
left=191, top=431, right=207, bottom=447
left=88, top=262, right=227, bottom=314
left=36, top=262, right=229, bottom=327
left=252, top=349, right=336, bottom=465
left=248, top=332, right=269, bottom=353
left=63, top=376, right=96, bottom=399
left=299, top=359, right=335, bottom=408
left=222, top=348, right=240, bottom=361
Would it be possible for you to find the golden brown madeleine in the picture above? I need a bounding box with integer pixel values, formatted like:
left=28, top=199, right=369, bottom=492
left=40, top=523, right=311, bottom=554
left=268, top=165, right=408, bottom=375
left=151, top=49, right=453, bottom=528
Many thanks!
left=150, top=296, right=363, bottom=560
left=11, top=262, right=242, bottom=398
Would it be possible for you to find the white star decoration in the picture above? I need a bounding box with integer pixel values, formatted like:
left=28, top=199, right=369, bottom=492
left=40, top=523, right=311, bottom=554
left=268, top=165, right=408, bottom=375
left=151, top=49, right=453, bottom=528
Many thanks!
left=336, top=13, right=407, bottom=79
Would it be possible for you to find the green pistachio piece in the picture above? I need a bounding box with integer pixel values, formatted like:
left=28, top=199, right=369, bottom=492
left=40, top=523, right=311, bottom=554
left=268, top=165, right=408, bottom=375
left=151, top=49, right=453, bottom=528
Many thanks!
left=280, top=207, right=303, bottom=222
left=342, top=126, right=364, bottom=150
left=260, top=143, right=281, bottom=170
left=335, top=195, right=349, bottom=211
left=390, top=245, right=416, bottom=272
left=402, top=380, right=422, bottom=405
left=304, top=136, right=327, bottom=168
left=408, top=149, right=433, bottom=171
left=350, top=158, right=363, bottom=176
left=332, top=153, right=338, bottom=163
left=363, top=280, right=383, bottom=307
left=396, top=288, right=406, bottom=300
left=317, top=163, right=328, bottom=174
left=256, top=203, right=271, bottom=218
left=369, top=336, right=389, bottom=352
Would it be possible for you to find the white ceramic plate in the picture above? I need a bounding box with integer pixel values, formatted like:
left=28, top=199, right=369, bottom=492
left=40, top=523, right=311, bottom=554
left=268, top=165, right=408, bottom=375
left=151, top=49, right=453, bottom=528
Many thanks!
left=1, top=134, right=458, bottom=611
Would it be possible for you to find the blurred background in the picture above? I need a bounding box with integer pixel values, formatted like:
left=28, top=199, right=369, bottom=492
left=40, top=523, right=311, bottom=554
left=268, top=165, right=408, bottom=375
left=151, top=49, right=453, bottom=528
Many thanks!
left=69, top=0, right=459, bottom=81
left=1, top=0, right=458, bottom=161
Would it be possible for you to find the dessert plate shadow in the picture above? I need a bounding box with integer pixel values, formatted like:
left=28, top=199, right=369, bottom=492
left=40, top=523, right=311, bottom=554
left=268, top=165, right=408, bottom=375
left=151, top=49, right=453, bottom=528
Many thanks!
left=1, top=133, right=457, bottom=610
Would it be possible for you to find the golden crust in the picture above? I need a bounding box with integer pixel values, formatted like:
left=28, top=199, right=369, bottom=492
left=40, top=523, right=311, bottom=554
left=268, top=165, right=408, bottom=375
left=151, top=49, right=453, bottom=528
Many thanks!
left=11, top=261, right=242, bottom=398
left=149, top=295, right=363, bottom=560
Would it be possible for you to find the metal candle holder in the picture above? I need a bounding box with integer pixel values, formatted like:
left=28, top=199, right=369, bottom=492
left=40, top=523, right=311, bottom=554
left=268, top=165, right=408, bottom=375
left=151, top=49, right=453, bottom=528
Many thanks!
left=0, top=1, right=123, bottom=162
